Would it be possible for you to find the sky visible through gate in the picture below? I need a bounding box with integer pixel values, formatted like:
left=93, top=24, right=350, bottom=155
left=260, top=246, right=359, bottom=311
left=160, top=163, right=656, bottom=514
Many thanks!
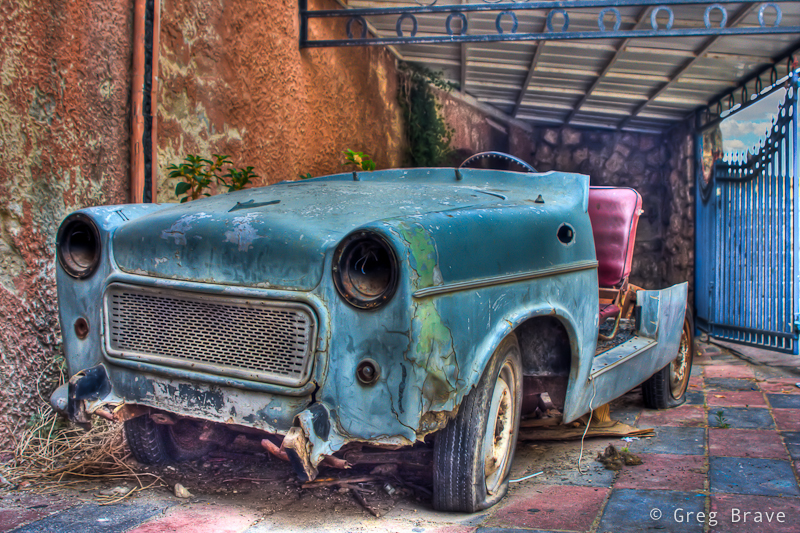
left=720, top=88, right=786, bottom=156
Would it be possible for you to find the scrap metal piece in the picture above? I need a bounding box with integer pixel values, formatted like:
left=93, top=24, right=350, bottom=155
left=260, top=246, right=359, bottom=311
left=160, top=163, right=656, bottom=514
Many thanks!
left=113, top=404, right=151, bottom=423
left=343, top=449, right=432, bottom=467
left=281, top=426, right=318, bottom=482
left=261, top=438, right=289, bottom=462
left=538, top=392, right=556, bottom=412
left=295, top=403, right=352, bottom=468
left=321, top=455, right=351, bottom=469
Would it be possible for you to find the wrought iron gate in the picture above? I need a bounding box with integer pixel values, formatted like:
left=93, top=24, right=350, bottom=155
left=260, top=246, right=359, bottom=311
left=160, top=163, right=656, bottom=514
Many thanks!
left=695, top=73, right=800, bottom=353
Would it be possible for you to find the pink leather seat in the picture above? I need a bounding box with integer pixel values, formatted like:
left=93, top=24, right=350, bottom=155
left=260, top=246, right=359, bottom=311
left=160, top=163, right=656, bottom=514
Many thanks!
left=598, top=302, right=621, bottom=322
left=588, top=186, right=642, bottom=288
left=588, top=187, right=642, bottom=323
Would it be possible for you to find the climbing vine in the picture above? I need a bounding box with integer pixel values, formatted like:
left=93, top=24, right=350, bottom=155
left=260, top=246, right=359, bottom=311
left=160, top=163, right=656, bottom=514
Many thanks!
left=398, top=63, right=457, bottom=167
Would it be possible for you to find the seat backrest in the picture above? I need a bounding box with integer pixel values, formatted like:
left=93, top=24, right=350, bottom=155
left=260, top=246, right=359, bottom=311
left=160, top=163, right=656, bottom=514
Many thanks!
left=588, top=186, right=643, bottom=288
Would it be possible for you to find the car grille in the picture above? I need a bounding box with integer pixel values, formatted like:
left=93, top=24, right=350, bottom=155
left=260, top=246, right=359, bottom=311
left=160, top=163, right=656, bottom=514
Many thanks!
left=104, top=284, right=316, bottom=386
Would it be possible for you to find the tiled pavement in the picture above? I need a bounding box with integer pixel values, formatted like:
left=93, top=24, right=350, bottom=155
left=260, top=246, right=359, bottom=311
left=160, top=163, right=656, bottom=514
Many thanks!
left=3, top=341, right=800, bottom=532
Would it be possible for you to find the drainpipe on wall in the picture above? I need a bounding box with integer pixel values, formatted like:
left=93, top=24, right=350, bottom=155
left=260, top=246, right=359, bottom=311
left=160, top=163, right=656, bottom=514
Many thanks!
left=131, top=0, right=146, bottom=203
left=150, top=0, right=160, bottom=203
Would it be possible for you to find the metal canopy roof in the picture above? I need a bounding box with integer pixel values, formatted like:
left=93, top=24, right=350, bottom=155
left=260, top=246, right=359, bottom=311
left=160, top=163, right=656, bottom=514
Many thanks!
left=306, top=1, right=800, bottom=133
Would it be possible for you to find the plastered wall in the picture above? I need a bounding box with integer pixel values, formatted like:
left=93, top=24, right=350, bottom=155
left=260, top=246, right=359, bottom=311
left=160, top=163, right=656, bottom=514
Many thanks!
left=0, top=0, right=132, bottom=445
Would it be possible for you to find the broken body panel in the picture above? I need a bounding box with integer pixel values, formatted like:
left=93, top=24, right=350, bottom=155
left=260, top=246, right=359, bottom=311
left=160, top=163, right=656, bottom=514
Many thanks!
left=54, top=168, right=687, bottom=477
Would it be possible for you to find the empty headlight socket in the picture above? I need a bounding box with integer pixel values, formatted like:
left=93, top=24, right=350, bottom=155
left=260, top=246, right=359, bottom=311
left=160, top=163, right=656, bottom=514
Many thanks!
left=57, top=213, right=101, bottom=279
left=332, top=231, right=399, bottom=310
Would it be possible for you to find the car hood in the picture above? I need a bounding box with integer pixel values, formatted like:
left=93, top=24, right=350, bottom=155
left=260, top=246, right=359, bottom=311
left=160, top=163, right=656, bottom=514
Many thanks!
left=112, top=174, right=502, bottom=290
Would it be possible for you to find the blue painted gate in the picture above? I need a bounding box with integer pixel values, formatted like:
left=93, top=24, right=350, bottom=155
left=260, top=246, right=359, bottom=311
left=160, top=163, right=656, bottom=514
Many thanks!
left=695, top=76, right=800, bottom=354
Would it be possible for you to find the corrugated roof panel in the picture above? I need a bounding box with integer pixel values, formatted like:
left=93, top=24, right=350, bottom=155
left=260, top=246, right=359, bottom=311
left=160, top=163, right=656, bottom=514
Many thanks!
left=343, top=0, right=800, bottom=131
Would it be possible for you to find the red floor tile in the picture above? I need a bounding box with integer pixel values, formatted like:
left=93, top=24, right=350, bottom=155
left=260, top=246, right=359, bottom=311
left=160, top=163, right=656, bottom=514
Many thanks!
left=430, top=527, right=476, bottom=533
left=0, top=507, right=63, bottom=532
left=759, top=380, right=800, bottom=394
left=709, top=429, right=790, bottom=460
left=707, top=391, right=767, bottom=408
left=772, top=409, right=800, bottom=431
left=638, top=405, right=707, bottom=427
left=710, top=494, right=800, bottom=532
left=689, top=376, right=705, bottom=390
left=127, top=504, right=259, bottom=533
left=487, top=485, right=608, bottom=531
left=0, top=493, right=74, bottom=532
left=614, top=453, right=706, bottom=491
left=704, top=365, right=755, bottom=379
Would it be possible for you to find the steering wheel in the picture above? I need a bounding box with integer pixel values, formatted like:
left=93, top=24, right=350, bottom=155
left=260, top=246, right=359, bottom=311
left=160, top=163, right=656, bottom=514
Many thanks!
left=459, top=151, right=537, bottom=173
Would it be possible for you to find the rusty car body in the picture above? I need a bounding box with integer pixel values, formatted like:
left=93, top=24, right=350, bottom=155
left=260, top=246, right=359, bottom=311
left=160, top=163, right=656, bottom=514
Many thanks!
left=52, top=157, right=692, bottom=512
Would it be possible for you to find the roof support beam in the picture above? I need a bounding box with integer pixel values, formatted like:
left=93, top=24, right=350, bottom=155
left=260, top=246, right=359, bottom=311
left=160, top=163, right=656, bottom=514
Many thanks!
left=460, top=0, right=468, bottom=93
left=511, top=15, right=551, bottom=118
left=460, top=44, right=468, bottom=92
left=565, top=7, right=651, bottom=124
left=617, top=2, right=756, bottom=129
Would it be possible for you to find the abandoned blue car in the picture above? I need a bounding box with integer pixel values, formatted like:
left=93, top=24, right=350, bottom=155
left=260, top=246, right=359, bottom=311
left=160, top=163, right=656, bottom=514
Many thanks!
left=52, top=152, right=692, bottom=512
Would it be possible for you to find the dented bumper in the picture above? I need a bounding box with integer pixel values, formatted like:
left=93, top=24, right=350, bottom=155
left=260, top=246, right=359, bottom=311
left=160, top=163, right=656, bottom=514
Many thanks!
left=50, top=362, right=407, bottom=481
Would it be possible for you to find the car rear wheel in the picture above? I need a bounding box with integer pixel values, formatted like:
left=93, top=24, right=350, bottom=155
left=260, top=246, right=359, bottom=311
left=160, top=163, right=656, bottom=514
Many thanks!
left=642, top=309, right=695, bottom=409
left=164, top=419, right=217, bottom=462
left=433, top=333, right=522, bottom=512
left=124, top=416, right=170, bottom=465
left=124, top=416, right=217, bottom=465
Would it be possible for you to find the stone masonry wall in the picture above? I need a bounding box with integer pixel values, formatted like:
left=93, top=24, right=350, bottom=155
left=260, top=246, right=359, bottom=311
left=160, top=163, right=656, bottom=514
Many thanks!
left=508, top=124, right=694, bottom=292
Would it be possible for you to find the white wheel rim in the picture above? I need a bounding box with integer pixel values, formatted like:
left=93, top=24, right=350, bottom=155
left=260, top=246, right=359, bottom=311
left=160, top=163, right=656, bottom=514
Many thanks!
left=483, top=363, right=514, bottom=494
left=670, top=320, right=692, bottom=398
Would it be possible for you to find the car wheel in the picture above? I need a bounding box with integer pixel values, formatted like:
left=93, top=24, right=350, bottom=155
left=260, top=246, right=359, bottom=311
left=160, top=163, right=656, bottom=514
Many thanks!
left=642, top=309, right=695, bottom=409
left=124, top=416, right=170, bottom=465
left=164, top=418, right=217, bottom=462
left=125, top=416, right=218, bottom=465
left=433, top=333, right=522, bottom=513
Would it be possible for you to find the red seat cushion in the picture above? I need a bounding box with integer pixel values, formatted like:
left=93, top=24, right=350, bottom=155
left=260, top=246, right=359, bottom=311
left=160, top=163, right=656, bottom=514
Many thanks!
left=588, top=187, right=643, bottom=288
left=599, top=303, right=621, bottom=322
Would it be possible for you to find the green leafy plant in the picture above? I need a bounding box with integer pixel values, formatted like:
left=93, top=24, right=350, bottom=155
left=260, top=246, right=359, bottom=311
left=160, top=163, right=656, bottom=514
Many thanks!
left=398, top=63, right=456, bottom=167
left=342, top=149, right=376, bottom=171
left=714, top=410, right=730, bottom=428
left=169, top=154, right=258, bottom=203
left=299, top=172, right=314, bottom=180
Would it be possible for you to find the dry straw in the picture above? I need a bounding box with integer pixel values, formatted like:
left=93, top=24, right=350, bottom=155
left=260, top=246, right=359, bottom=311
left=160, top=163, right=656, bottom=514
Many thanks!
left=0, top=405, right=163, bottom=505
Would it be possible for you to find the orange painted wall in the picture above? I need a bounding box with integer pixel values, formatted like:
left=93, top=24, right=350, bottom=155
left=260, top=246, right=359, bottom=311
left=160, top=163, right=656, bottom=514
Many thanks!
left=155, top=0, right=405, bottom=200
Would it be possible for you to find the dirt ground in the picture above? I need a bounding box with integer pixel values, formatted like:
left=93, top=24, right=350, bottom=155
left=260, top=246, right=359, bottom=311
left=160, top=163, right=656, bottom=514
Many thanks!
left=71, top=396, right=633, bottom=531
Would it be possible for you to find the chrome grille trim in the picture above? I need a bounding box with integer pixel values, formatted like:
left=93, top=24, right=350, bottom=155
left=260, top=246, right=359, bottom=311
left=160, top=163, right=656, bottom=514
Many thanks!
left=103, top=283, right=316, bottom=387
